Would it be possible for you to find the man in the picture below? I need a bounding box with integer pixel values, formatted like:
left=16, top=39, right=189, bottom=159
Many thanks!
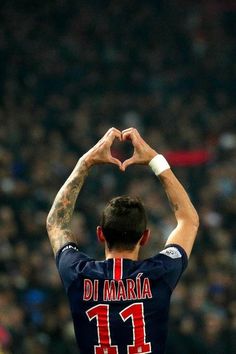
left=46, top=127, right=199, bottom=354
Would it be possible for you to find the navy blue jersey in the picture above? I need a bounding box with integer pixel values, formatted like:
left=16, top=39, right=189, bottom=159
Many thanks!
left=56, top=243, right=188, bottom=354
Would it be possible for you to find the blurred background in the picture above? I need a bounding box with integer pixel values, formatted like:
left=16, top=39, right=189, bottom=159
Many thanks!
left=0, top=0, right=236, bottom=353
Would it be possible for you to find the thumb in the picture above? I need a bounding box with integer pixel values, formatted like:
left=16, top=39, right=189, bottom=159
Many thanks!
left=109, top=157, right=122, bottom=169
left=121, top=156, right=136, bottom=171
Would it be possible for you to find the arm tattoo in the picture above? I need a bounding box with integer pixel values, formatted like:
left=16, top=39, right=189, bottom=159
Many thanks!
left=46, top=159, right=89, bottom=255
left=172, top=203, right=179, bottom=212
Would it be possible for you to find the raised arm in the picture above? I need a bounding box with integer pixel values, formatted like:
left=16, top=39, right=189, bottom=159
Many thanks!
left=46, top=128, right=122, bottom=256
left=121, top=128, right=199, bottom=258
left=158, top=170, right=199, bottom=257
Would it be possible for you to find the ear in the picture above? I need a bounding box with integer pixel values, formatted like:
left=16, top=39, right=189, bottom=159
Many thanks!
left=139, top=229, right=150, bottom=246
left=96, top=226, right=106, bottom=243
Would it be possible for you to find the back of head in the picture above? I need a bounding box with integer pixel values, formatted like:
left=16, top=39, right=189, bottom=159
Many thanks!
left=101, top=196, right=147, bottom=251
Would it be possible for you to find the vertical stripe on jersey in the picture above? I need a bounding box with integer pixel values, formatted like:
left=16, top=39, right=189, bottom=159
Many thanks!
left=113, top=258, right=123, bottom=281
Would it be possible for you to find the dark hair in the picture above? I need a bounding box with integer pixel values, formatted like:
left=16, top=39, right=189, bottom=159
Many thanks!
left=101, top=196, right=147, bottom=251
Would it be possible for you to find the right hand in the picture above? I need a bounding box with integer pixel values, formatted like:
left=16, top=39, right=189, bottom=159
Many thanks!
left=121, top=128, right=157, bottom=171
left=82, top=127, right=122, bottom=169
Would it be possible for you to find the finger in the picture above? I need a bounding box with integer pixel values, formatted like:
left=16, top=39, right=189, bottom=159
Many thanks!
left=106, top=127, right=122, bottom=141
left=106, top=128, right=122, bottom=143
left=122, top=131, right=138, bottom=145
left=104, top=127, right=120, bottom=135
left=122, top=131, right=132, bottom=141
left=122, top=127, right=140, bottom=142
left=122, top=127, right=134, bottom=139
left=122, top=127, right=139, bottom=135
left=109, top=157, right=122, bottom=169
left=108, top=127, right=121, bottom=134
left=122, top=127, right=137, bottom=134
left=121, top=156, right=136, bottom=171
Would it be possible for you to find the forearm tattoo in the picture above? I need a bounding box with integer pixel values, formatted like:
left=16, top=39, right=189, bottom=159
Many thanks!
left=172, top=203, right=179, bottom=212
left=46, top=159, right=88, bottom=254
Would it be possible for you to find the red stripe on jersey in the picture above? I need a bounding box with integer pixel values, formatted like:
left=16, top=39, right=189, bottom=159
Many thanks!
left=113, top=258, right=123, bottom=281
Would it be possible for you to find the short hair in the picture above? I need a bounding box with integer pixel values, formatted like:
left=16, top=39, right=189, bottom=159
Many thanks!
left=101, top=196, right=147, bottom=251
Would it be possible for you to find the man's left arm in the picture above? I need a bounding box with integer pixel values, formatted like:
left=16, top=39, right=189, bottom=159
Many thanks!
left=46, top=127, right=122, bottom=256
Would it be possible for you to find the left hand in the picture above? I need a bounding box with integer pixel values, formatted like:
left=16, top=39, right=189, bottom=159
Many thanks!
left=121, top=127, right=157, bottom=171
left=82, top=127, right=122, bottom=169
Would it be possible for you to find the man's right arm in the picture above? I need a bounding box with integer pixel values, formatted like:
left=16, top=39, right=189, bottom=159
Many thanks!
left=121, top=127, right=199, bottom=258
left=158, top=169, right=199, bottom=258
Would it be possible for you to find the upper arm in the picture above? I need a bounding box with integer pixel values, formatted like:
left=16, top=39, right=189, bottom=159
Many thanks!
left=152, top=244, right=188, bottom=290
left=158, top=169, right=199, bottom=259
left=165, top=220, right=199, bottom=259
left=56, top=243, right=92, bottom=292
left=46, top=224, right=75, bottom=256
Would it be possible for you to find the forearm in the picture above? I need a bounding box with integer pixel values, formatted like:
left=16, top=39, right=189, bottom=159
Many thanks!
left=46, top=157, right=89, bottom=253
left=159, top=169, right=199, bottom=226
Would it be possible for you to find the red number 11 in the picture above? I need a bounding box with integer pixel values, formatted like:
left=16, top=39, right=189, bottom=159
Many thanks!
left=86, top=302, right=151, bottom=354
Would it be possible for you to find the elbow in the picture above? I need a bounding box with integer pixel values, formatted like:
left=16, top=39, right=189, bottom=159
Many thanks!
left=179, top=210, right=200, bottom=230
left=192, top=214, right=200, bottom=230
left=46, top=212, right=53, bottom=231
left=188, top=210, right=200, bottom=230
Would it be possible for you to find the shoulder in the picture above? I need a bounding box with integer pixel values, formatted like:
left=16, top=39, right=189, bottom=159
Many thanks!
left=151, top=244, right=188, bottom=265
left=159, top=244, right=187, bottom=261
left=56, top=242, right=92, bottom=266
left=138, top=244, right=188, bottom=290
left=56, top=242, right=94, bottom=292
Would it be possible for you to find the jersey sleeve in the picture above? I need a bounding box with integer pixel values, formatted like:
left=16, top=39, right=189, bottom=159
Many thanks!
left=55, top=242, right=93, bottom=292
left=156, top=244, right=188, bottom=290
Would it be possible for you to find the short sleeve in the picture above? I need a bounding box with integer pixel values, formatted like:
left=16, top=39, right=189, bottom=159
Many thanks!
left=56, top=243, right=93, bottom=292
left=157, top=244, right=188, bottom=290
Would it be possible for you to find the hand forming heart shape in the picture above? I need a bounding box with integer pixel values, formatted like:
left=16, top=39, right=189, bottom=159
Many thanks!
left=83, top=127, right=157, bottom=171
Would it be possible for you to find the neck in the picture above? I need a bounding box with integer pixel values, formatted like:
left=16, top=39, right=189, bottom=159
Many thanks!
left=105, top=245, right=140, bottom=261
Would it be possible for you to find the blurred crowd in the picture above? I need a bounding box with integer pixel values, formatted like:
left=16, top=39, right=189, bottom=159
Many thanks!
left=0, top=0, right=236, bottom=353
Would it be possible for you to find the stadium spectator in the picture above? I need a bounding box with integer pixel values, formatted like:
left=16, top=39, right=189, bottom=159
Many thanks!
left=0, top=0, right=235, bottom=353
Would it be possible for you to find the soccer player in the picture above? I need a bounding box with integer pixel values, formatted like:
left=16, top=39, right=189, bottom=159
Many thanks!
left=46, top=127, right=199, bottom=354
